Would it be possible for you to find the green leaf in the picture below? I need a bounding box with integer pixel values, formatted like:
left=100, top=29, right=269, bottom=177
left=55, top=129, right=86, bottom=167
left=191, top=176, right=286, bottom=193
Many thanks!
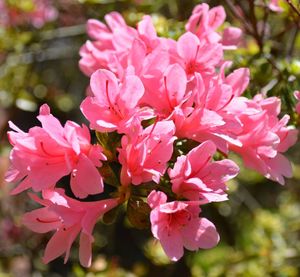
left=102, top=205, right=120, bottom=225
left=98, top=162, right=120, bottom=187
left=96, top=131, right=121, bottom=161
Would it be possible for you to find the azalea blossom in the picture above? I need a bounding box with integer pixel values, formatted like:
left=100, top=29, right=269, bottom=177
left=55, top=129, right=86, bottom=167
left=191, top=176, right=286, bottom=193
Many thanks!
left=147, top=190, right=219, bottom=261
left=169, top=140, right=239, bottom=202
left=176, top=31, right=223, bottom=77
left=185, top=3, right=226, bottom=44
left=6, top=104, right=106, bottom=198
left=173, top=66, right=248, bottom=154
left=4, top=1, right=299, bottom=268
left=228, top=95, right=298, bottom=184
left=185, top=3, right=242, bottom=49
left=79, top=12, right=162, bottom=78
left=81, top=69, right=152, bottom=133
left=22, top=189, right=118, bottom=267
left=118, top=121, right=176, bottom=186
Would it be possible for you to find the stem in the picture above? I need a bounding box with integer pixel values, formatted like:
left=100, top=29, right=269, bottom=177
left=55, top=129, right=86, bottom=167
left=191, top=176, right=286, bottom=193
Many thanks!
left=247, top=0, right=264, bottom=52
left=261, top=2, right=270, bottom=42
left=39, top=24, right=86, bottom=41
left=285, top=0, right=300, bottom=17
left=224, top=0, right=255, bottom=36
left=287, top=27, right=299, bottom=58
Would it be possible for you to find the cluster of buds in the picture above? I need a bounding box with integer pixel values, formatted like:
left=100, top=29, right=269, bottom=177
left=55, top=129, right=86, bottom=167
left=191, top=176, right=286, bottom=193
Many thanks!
left=6, top=3, right=297, bottom=267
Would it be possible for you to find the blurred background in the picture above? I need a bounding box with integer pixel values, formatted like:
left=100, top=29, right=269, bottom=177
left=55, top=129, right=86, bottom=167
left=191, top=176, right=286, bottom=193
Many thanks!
left=1, top=0, right=300, bottom=276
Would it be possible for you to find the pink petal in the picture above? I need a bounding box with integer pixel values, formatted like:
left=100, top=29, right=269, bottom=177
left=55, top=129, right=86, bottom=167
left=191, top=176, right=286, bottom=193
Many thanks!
left=208, top=6, right=226, bottom=29
left=208, top=159, right=240, bottom=182
left=164, top=64, right=187, bottom=107
left=127, top=39, right=147, bottom=73
left=22, top=207, right=61, bottom=233
left=104, top=12, right=127, bottom=30
left=277, top=128, right=298, bottom=152
left=10, top=178, right=33, bottom=195
left=79, top=232, right=93, bottom=267
left=37, top=105, right=68, bottom=148
left=182, top=217, right=219, bottom=250
left=222, top=27, right=242, bottom=48
left=147, top=190, right=167, bottom=209
left=119, top=74, right=145, bottom=110
left=90, top=69, right=119, bottom=106
left=82, top=198, right=119, bottom=235
left=70, top=154, right=103, bottom=198
left=43, top=225, right=81, bottom=264
left=188, top=141, right=216, bottom=172
left=87, top=19, right=109, bottom=40
left=177, top=32, right=200, bottom=62
left=294, top=91, right=300, bottom=101
left=265, top=153, right=292, bottom=185
left=196, top=43, right=223, bottom=66
left=64, top=123, right=80, bottom=154
left=159, top=229, right=184, bottom=261
left=226, top=68, right=250, bottom=96
left=159, top=201, right=189, bottom=214
left=138, top=15, right=157, bottom=41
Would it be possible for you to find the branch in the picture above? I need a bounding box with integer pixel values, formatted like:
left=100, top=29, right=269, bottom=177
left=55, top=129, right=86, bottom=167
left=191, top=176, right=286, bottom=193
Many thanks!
left=285, top=0, right=300, bottom=17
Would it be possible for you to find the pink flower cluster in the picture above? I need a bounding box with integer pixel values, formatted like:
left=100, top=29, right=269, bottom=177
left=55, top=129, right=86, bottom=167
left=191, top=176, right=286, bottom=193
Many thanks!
left=0, top=0, right=57, bottom=28
left=6, top=3, right=297, bottom=266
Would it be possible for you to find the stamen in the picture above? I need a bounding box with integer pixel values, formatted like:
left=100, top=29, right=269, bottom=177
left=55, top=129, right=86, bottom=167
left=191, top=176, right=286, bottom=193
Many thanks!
left=105, top=79, right=122, bottom=118
left=216, top=94, right=234, bottom=111
left=36, top=217, right=60, bottom=224
left=40, top=141, right=62, bottom=158
left=195, top=45, right=200, bottom=61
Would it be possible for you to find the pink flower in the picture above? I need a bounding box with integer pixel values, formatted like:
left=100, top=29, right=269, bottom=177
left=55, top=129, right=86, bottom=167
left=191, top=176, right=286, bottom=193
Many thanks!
left=176, top=32, right=223, bottom=77
left=294, top=91, right=300, bottom=114
left=185, top=3, right=225, bottom=44
left=29, top=0, right=58, bottom=28
left=137, top=15, right=161, bottom=53
left=225, top=67, right=250, bottom=97
left=79, top=12, right=163, bottom=77
left=0, top=0, right=57, bottom=28
left=185, top=3, right=242, bottom=50
left=228, top=95, right=297, bottom=184
left=79, top=12, right=131, bottom=76
left=81, top=69, right=152, bottom=133
left=268, top=0, right=283, bottom=13
left=221, top=27, right=242, bottom=50
left=118, top=121, right=176, bottom=186
left=22, top=189, right=118, bottom=267
left=6, top=104, right=106, bottom=198
left=147, top=190, right=219, bottom=261
left=173, top=67, right=246, bottom=154
left=140, top=64, right=188, bottom=118
left=169, top=140, right=239, bottom=202
left=79, top=40, right=112, bottom=76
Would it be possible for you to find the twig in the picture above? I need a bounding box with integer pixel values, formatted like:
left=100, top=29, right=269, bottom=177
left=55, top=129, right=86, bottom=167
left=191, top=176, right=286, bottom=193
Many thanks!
left=236, top=185, right=262, bottom=211
left=39, top=24, right=86, bottom=41
left=247, top=0, right=264, bottom=52
left=261, top=1, right=270, bottom=42
left=285, top=0, right=300, bottom=17
left=0, top=43, right=81, bottom=76
left=287, top=27, right=299, bottom=58
left=224, top=0, right=255, bottom=36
